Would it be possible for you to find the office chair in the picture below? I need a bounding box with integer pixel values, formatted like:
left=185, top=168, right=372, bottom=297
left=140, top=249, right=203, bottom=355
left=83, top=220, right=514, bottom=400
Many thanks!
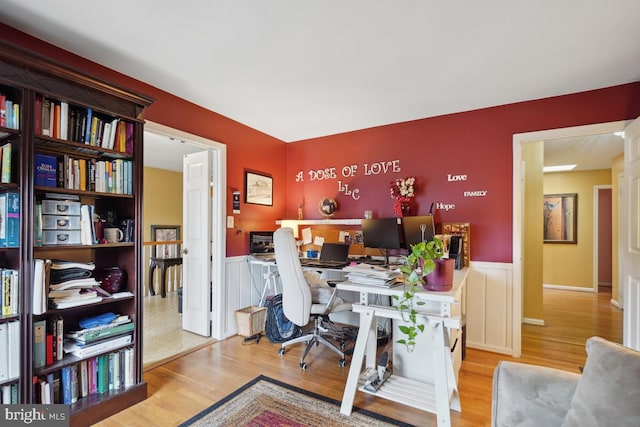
left=273, top=227, right=352, bottom=369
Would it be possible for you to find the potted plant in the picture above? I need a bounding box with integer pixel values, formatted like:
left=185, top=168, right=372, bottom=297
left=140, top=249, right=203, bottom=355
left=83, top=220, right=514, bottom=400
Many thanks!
left=393, top=236, right=453, bottom=351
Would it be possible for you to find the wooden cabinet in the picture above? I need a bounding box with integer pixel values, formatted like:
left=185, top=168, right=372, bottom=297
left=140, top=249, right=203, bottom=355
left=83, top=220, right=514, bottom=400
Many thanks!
left=0, top=41, right=153, bottom=426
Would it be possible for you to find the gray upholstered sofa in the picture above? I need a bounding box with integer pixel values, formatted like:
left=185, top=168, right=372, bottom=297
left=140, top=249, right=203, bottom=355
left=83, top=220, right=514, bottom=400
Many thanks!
left=492, top=336, right=640, bottom=427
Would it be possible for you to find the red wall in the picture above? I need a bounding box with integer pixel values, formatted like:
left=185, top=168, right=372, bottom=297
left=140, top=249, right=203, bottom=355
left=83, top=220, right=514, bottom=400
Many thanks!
left=286, top=84, right=640, bottom=263
left=1, top=24, right=287, bottom=256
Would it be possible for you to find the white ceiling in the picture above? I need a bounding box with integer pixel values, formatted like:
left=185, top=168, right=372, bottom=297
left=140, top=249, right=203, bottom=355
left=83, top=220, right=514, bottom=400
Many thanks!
left=1, top=1, right=637, bottom=171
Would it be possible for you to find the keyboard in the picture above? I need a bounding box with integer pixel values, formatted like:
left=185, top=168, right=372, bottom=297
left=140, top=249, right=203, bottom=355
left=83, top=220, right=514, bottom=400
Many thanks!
left=250, top=253, right=276, bottom=262
left=348, top=257, right=385, bottom=266
left=299, top=259, right=349, bottom=269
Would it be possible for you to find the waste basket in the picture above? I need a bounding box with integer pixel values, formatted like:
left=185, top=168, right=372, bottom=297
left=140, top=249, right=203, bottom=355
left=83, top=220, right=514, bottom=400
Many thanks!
left=177, top=287, right=183, bottom=313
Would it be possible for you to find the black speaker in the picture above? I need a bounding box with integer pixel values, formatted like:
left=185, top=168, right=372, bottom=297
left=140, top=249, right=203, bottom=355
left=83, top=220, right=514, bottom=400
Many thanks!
left=449, top=235, right=463, bottom=269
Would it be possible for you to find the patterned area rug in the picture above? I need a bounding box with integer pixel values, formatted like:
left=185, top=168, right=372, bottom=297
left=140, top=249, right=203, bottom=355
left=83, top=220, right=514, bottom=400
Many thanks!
left=178, top=375, right=414, bottom=427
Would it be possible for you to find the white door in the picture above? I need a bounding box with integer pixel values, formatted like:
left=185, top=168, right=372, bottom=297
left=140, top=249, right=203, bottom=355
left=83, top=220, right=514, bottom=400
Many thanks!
left=623, top=117, right=640, bottom=350
left=182, top=150, right=212, bottom=336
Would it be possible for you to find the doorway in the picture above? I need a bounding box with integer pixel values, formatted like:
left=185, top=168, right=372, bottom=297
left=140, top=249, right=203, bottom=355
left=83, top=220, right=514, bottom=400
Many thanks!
left=512, top=120, right=628, bottom=357
left=142, top=121, right=227, bottom=367
left=594, top=186, right=613, bottom=291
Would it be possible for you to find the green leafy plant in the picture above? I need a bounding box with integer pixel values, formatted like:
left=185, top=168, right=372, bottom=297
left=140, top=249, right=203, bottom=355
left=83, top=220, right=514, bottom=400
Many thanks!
left=392, top=237, right=444, bottom=352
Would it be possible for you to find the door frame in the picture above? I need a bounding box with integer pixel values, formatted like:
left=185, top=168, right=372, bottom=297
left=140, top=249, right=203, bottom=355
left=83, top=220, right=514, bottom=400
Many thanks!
left=512, top=120, right=628, bottom=357
left=593, top=185, right=612, bottom=293
left=145, top=121, right=227, bottom=339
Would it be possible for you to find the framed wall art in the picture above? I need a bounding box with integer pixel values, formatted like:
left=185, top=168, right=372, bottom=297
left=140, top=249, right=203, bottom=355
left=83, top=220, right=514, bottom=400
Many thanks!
left=543, top=193, right=577, bottom=244
left=150, top=225, right=181, bottom=257
left=244, top=171, right=273, bottom=206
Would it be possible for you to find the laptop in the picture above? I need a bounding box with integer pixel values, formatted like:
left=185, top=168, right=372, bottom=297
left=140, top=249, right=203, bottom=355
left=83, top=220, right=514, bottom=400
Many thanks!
left=300, top=243, right=351, bottom=268
left=249, top=231, right=275, bottom=261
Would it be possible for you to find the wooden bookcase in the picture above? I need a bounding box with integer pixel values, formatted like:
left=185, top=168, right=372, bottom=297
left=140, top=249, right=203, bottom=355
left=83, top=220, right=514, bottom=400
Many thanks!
left=0, top=41, right=153, bottom=426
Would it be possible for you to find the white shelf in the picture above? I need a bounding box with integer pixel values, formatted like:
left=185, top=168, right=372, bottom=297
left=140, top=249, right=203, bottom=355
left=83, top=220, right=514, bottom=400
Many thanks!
left=275, top=218, right=363, bottom=226
left=358, top=374, right=460, bottom=413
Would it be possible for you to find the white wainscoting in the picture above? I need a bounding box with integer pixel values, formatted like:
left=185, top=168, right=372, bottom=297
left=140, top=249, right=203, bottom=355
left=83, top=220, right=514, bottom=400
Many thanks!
left=223, top=257, right=517, bottom=355
left=466, top=261, right=514, bottom=355
left=222, top=256, right=255, bottom=338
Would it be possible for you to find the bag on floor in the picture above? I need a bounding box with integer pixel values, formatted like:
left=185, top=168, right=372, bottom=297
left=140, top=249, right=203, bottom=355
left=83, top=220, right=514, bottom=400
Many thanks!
left=265, top=294, right=301, bottom=343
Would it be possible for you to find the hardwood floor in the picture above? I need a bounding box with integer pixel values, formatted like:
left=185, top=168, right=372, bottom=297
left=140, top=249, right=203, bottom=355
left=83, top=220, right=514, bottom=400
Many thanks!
left=96, top=287, right=622, bottom=427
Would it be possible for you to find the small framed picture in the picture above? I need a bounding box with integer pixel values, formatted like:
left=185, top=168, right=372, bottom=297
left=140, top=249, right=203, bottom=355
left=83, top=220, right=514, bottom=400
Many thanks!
left=244, top=171, right=273, bottom=206
left=543, top=193, right=577, bottom=244
left=151, top=225, right=181, bottom=258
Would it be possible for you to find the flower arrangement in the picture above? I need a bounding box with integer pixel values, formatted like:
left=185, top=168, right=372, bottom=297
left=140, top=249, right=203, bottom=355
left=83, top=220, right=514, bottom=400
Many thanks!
left=390, top=177, right=416, bottom=199
left=390, top=177, right=416, bottom=216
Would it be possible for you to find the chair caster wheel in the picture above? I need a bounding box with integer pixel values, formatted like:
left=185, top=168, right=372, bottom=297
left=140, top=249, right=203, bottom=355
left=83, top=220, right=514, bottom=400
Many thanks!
left=339, top=342, right=346, bottom=351
left=300, top=362, right=308, bottom=370
left=339, top=359, right=347, bottom=367
left=278, top=348, right=285, bottom=356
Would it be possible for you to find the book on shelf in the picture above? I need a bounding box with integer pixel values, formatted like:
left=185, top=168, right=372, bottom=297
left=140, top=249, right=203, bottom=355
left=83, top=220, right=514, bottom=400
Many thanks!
left=125, top=122, right=134, bottom=154
left=52, top=102, right=60, bottom=139
left=105, top=118, right=118, bottom=150
left=70, top=364, right=78, bottom=403
left=0, top=94, right=5, bottom=127
left=1, top=268, right=19, bottom=316
left=1, top=383, right=18, bottom=404
left=35, top=153, right=58, bottom=188
left=49, top=278, right=99, bottom=292
left=5, top=192, right=19, bottom=247
left=66, top=321, right=134, bottom=344
left=80, top=204, right=93, bottom=245
left=0, top=323, right=8, bottom=382
left=32, top=259, right=50, bottom=315
left=83, top=108, right=92, bottom=144
left=41, top=97, right=52, bottom=137
left=60, top=366, right=72, bottom=404
left=0, top=97, right=19, bottom=131
left=89, top=116, right=99, bottom=146
left=63, top=333, right=132, bottom=359
left=7, top=321, right=19, bottom=380
left=50, top=259, right=94, bottom=270
left=0, top=321, right=20, bottom=382
left=51, top=296, right=102, bottom=310
left=59, top=101, right=68, bottom=140
left=45, top=332, right=53, bottom=366
left=34, top=95, right=42, bottom=134
left=53, top=316, right=63, bottom=363
left=1, top=142, right=12, bottom=183
left=35, top=203, right=43, bottom=246
left=79, top=360, right=88, bottom=398
left=0, top=193, right=4, bottom=247
left=33, top=320, right=46, bottom=369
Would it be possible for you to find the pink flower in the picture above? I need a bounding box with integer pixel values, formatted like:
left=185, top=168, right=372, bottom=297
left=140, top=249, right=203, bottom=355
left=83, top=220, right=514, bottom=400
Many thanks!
left=390, top=177, right=416, bottom=199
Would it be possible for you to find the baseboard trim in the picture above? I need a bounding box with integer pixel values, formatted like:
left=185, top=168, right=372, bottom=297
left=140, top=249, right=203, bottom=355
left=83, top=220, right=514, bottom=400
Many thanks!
left=522, top=317, right=545, bottom=326
left=543, top=284, right=594, bottom=292
left=610, top=299, right=622, bottom=309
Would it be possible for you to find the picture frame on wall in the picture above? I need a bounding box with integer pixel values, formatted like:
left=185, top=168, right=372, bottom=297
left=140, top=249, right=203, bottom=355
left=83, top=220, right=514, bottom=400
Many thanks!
left=150, top=225, right=181, bottom=258
left=244, top=171, right=273, bottom=206
left=543, top=193, right=577, bottom=244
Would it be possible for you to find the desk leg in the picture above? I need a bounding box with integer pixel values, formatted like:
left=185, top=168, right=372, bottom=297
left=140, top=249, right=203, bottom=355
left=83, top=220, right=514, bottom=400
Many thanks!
left=160, top=266, right=168, bottom=298
left=430, top=322, right=453, bottom=426
left=148, top=265, right=156, bottom=296
left=340, top=306, right=376, bottom=416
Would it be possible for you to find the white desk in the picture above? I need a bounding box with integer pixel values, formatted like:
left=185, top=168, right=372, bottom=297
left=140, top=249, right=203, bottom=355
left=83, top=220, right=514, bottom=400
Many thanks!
left=338, top=268, right=468, bottom=427
left=247, top=257, right=280, bottom=306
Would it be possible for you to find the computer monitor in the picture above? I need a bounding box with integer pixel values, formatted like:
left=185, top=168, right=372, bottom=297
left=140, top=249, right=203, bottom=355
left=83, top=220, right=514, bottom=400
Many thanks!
left=401, top=215, right=435, bottom=248
left=249, top=231, right=275, bottom=254
left=361, top=218, right=403, bottom=267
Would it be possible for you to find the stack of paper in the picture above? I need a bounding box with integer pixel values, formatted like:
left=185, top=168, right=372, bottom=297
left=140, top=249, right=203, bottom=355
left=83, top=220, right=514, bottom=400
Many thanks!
left=49, top=260, right=101, bottom=309
left=343, top=264, right=403, bottom=287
